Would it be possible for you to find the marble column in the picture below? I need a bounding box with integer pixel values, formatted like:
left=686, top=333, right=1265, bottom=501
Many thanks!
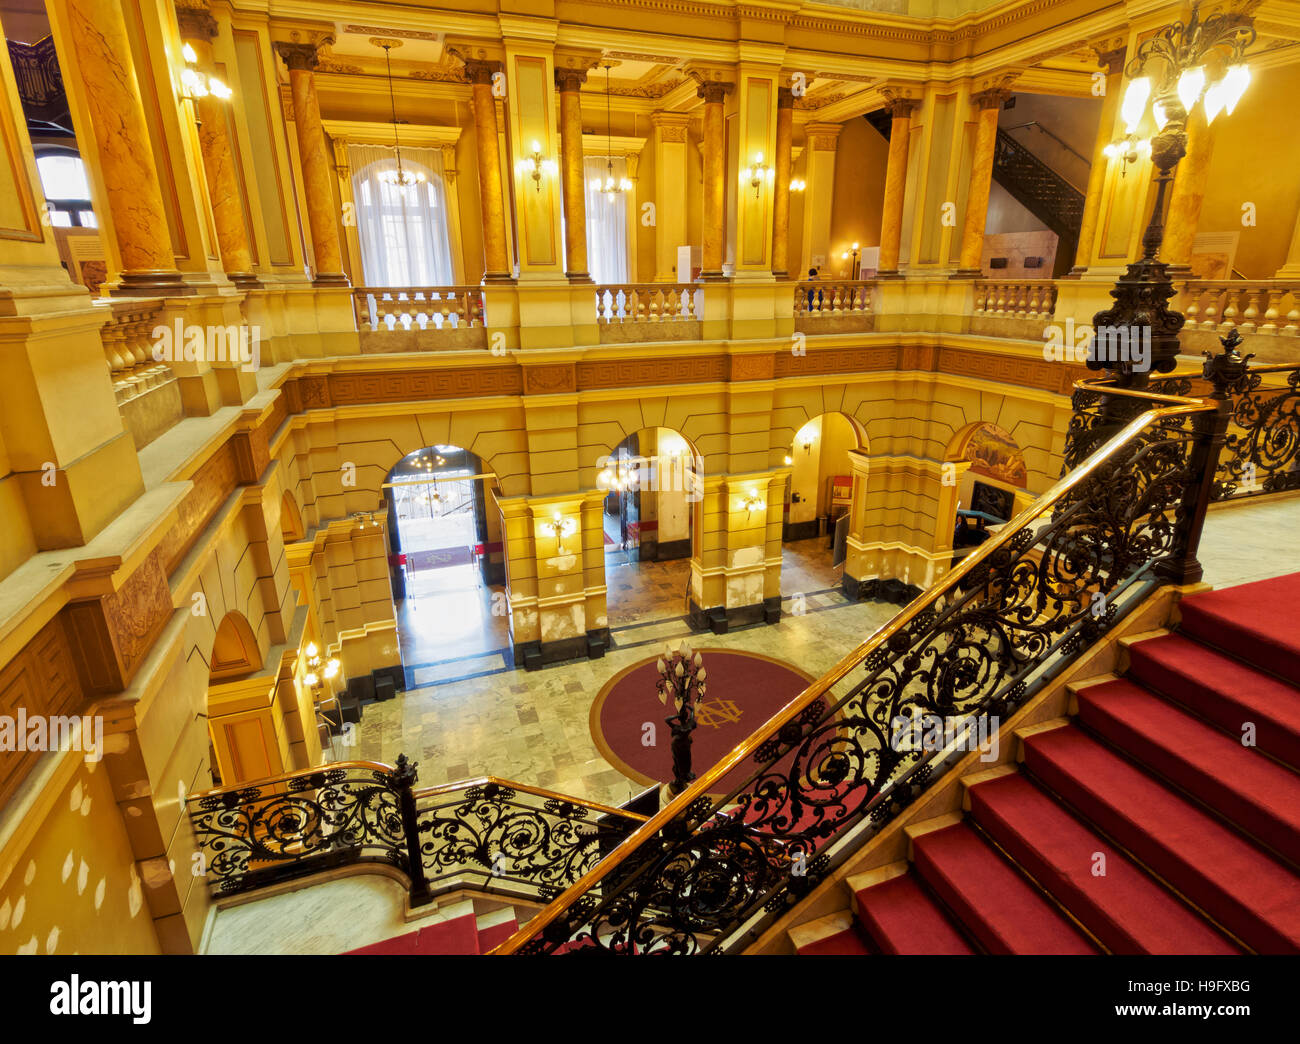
left=956, top=88, right=1011, bottom=274
left=62, top=0, right=183, bottom=293
left=464, top=59, right=512, bottom=282
left=878, top=95, right=918, bottom=275
left=698, top=80, right=733, bottom=279
left=771, top=87, right=794, bottom=278
left=1072, top=47, right=1126, bottom=273
left=274, top=42, right=346, bottom=286
left=1162, top=106, right=1218, bottom=270
left=555, top=67, right=590, bottom=282
left=1275, top=207, right=1300, bottom=280
left=177, top=7, right=256, bottom=286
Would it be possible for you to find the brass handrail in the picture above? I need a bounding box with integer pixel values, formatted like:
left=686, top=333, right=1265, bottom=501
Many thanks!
left=187, top=759, right=397, bottom=800
left=496, top=388, right=1213, bottom=953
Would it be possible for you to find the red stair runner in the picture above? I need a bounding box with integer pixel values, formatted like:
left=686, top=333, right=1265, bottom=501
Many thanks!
left=796, top=572, right=1300, bottom=956
left=344, top=911, right=518, bottom=956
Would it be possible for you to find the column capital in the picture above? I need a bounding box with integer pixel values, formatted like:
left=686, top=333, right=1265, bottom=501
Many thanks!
left=804, top=122, right=842, bottom=151
left=696, top=80, right=734, bottom=104
left=274, top=41, right=323, bottom=73
left=880, top=88, right=920, bottom=119
left=554, top=67, right=589, bottom=93
left=174, top=4, right=218, bottom=43
left=777, top=86, right=795, bottom=109
left=972, top=86, right=1012, bottom=111
left=446, top=45, right=503, bottom=85
left=1088, top=34, right=1129, bottom=75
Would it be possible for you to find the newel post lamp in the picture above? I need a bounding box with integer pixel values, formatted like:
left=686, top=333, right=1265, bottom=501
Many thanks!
left=658, top=644, right=707, bottom=796
left=1091, top=1, right=1254, bottom=386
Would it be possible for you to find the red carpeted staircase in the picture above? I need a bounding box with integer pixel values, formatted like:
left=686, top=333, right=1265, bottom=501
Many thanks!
left=344, top=904, right=521, bottom=955
left=794, top=572, right=1300, bottom=955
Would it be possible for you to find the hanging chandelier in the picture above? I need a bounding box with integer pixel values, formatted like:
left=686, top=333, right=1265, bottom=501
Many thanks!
left=591, top=64, right=632, bottom=197
left=376, top=41, right=425, bottom=188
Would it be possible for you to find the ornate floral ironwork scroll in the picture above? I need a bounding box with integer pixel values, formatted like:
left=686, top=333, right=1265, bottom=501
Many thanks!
left=510, top=400, right=1213, bottom=955
left=415, top=782, right=636, bottom=901
left=188, top=765, right=407, bottom=896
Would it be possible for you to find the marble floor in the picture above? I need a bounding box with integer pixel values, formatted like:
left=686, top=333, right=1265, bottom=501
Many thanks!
left=1198, top=494, right=1300, bottom=589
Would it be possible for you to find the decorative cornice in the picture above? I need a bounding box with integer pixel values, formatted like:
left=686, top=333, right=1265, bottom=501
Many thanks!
left=175, top=5, right=218, bottom=42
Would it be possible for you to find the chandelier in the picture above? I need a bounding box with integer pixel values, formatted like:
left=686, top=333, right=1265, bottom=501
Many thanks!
left=376, top=41, right=425, bottom=188
left=591, top=64, right=632, bottom=197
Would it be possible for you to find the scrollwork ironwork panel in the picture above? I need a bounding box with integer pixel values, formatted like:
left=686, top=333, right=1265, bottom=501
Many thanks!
left=416, top=783, right=637, bottom=901
left=188, top=766, right=407, bottom=896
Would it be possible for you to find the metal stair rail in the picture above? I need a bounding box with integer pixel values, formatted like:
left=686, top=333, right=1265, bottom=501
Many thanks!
left=496, top=377, right=1225, bottom=955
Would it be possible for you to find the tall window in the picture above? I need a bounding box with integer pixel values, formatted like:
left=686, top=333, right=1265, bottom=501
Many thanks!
left=584, top=155, right=630, bottom=284
left=34, top=148, right=96, bottom=227
left=350, top=143, right=454, bottom=286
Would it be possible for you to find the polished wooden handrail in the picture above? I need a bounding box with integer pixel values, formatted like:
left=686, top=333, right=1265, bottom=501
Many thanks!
left=494, top=381, right=1214, bottom=953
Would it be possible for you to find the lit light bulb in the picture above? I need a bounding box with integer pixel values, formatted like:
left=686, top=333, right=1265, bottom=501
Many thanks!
left=1223, top=64, right=1250, bottom=114
left=209, top=78, right=232, bottom=100
left=305, top=642, right=319, bottom=659
left=1120, top=76, right=1150, bottom=134
left=182, top=43, right=198, bottom=63
left=303, top=671, right=319, bottom=688
left=1177, top=66, right=1206, bottom=113
left=1202, top=78, right=1227, bottom=124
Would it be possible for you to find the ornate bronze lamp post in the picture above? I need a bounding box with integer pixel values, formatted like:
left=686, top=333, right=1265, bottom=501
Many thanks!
left=658, top=644, right=708, bottom=796
left=1091, top=2, right=1255, bottom=386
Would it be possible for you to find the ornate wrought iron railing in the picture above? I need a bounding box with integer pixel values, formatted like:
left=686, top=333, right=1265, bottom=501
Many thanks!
left=1073, top=347, right=1300, bottom=502
left=186, top=756, right=647, bottom=907
left=495, top=381, right=1221, bottom=954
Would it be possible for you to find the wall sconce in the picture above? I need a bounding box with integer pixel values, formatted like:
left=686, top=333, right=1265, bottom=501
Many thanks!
left=789, top=177, right=806, bottom=192
left=1103, top=135, right=1151, bottom=177
left=179, top=42, right=231, bottom=101
left=801, top=435, right=815, bottom=455
left=783, top=454, right=793, bottom=466
left=543, top=511, right=578, bottom=553
left=746, top=153, right=771, bottom=198
left=351, top=511, right=378, bottom=530
left=740, top=489, right=766, bottom=517
left=302, top=641, right=340, bottom=693
left=516, top=140, right=557, bottom=192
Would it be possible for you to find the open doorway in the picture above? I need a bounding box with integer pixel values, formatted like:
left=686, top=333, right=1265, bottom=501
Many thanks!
left=598, top=427, right=700, bottom=628
left=384, top=445, right=509, bottom=683
left=781, top=412, right=866, bottom=596
left=947, top=422, right=1028, bottom=567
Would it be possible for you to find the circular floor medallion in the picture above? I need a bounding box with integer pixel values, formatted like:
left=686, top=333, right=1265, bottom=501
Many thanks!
left=590, top=649, right=817, bottom=797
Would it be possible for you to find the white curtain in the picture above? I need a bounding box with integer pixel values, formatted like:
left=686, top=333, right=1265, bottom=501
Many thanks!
left=584, top=156, right=630, bottom=285
left=350, top=143, right=455, bottom=287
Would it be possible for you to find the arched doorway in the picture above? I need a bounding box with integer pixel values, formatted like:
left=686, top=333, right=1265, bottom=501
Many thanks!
left=946, top=421, right=1029, bottom=565
left=205, top=611, right=268, bottom=787
left=598, top=427, right=702, bottom=627
left=781, top=412, right=867, bottom=595
left=383, top=445, right=509, bottom=682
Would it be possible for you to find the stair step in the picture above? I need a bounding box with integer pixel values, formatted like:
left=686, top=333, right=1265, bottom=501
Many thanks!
left=967, top=773, right=1238, bottom=954
left=475, top=907, right=520, bottom=953
left=1178, top=574, right=1300, bottom=687
left=345, top=912, right=480, bottom=956
left=791, top=912, right=870, bottom=955
left=911, top=822, right=1098, bottom=954
left=1023, top=725, right=1300, bottom=953
left=1127, top=633, right=1300, bottom=770
left=851, top=871, right=976, bottom=955
left=1078, top=678, right=1300, bottom=866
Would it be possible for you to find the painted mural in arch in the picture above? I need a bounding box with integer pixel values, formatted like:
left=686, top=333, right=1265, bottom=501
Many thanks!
left=956, top=422, right=1028, bottom=489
